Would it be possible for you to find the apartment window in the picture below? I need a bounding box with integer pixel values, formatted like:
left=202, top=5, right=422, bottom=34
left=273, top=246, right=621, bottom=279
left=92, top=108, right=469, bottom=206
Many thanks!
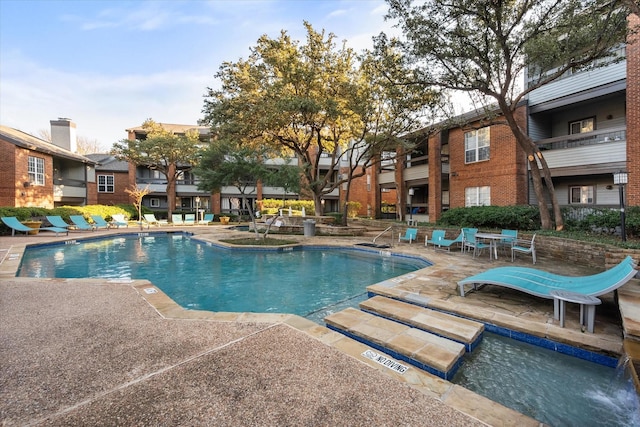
left=465, top=186, right=490, bottom=207
left=569, top=186, right=594, bottom=204
left=150, top=198, right=160, bottom=208
left=28, top=156, right=45, bottom=186
left=464, top=127, right=490, bottom=163
left=97, top=175, right=114, bottom=193
left=569, top=117, right=594, bottom=135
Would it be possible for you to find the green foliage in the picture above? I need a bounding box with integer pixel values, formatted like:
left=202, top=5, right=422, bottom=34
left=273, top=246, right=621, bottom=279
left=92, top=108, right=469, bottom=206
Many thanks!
left=438, top=206, right=541, bottom=230
left=562, top=206, right=640, bottom=238
left=260, top=199, right=315, bottom=213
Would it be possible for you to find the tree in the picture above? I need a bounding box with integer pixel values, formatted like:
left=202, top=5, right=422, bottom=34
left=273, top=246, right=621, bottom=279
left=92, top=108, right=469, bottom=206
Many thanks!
left=194, top=138, right=301, bottom=239
left=202, top=22, right=435, bottom=217
left=383, top=0, right=630, bottom=230
left=111, top=119, right=201, bottom=218
left=125, top=184, right=151, bottom=229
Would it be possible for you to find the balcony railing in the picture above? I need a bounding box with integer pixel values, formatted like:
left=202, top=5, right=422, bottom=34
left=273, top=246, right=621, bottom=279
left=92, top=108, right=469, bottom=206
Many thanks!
left=535, top=126, right=626, bottom=151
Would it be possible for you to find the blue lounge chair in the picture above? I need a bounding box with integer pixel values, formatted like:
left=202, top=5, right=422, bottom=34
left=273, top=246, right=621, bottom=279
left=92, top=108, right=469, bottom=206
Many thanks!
left=90, top=215, right=112, bottom=229
left=69, top=215, right=97, bottom=231
left=458, top=256, right=638, bottom=298
left=172, top=214, right=184, bottom=226
left=425, top=230, right=464, bottom=251
left=45, top=215, right=72, bottom=230
left=398, top=228, right=418, bottom=244
left=184, top=214, right=196, bottom=225
left=1, top=216, right=69, bottom=236
left=199, top=213, right=214, bottom=225
left=111, top=214, right=128, bottom=228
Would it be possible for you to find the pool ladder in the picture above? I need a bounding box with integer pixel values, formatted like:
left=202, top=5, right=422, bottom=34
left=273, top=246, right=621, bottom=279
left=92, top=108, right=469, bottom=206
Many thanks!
left=373, top=226, right=395, bottom=248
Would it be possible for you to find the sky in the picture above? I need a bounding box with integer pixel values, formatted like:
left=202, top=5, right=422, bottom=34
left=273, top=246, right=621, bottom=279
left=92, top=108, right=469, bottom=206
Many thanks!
left=0, top=0, right=396, bottom=151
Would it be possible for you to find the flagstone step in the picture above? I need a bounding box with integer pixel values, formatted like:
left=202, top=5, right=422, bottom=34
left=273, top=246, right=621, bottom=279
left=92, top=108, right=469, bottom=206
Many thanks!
left=360, top=295, right=484, bottom=351
left=324, top=307, right=465, bottom=380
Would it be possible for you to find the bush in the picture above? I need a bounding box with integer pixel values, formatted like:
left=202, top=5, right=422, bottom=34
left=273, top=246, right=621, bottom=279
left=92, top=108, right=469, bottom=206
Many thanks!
left=261, top=198, right=315, bottom=213
left=438, top=205, right=541, bottom=230
left=347, top=201, right=361, bottom=218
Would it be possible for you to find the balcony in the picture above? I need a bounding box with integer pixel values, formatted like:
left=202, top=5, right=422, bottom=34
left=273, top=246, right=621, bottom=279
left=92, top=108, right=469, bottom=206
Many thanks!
left=535, top=127, right=626, bottom=175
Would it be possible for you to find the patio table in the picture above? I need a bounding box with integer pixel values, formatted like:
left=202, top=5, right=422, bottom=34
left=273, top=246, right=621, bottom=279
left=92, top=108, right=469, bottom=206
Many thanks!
left=475, top=232, right=506, bottom=260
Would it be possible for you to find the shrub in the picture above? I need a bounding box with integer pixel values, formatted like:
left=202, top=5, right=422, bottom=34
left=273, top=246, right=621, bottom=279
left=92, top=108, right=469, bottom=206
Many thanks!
left=438, top=205, right=541, bottom=230
left=346, top=201, right=361, bottom=218
left=261, top=198, right=315, bottom=213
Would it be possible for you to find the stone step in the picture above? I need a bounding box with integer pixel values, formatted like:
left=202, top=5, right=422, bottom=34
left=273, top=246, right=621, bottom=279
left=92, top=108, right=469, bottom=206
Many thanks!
left=360, top=296, right=484, bottom=352
left=324, top=307, right=465, bottom=380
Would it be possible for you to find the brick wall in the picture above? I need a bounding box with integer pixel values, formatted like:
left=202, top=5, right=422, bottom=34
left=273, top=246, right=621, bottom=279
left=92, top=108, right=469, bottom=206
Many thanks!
left=0, top=140, right=17, bottom=206
left=448, top=109, right=528, bottom=208
left=13, top=146, right=54, bottom=208
left=627, top=13, right=640, bottom=206
left=95, top=171, right=132, bottom=205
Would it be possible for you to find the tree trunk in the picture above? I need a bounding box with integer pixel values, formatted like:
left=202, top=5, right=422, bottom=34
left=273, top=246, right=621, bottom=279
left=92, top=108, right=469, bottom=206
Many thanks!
left=500, top=105, right=563, bottom=230
left=166, top=164, right=177, bottom=219
left=313, top=193, right=323, bottom=216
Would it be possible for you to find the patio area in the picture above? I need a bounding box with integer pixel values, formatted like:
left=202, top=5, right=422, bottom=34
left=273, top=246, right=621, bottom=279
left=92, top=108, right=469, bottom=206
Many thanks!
left=1, top=224, right=638, bottom=426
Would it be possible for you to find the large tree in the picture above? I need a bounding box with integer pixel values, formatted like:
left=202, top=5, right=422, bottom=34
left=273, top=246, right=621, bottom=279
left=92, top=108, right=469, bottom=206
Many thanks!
left=202, top=22, right=436, bottom=217
left=383, top=0, right=630, bottom=230
left=111, top=119, right=201, bottom=218
left=194, top=138, right=301, bottom=238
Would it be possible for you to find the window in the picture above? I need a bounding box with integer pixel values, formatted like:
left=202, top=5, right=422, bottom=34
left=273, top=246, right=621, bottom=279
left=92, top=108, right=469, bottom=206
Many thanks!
left=464, top=127, right=490, bottom=163
left=569, top=186, right=594, bottom=204
left=97, top=175, right=114, bottom=193
left=28, top=156, right=45, bottom=186
left=465, top=186, right=490, bottom=206
left=150, top=198, right=160, bottom=208
left=569, top=117, right=594, bottom=135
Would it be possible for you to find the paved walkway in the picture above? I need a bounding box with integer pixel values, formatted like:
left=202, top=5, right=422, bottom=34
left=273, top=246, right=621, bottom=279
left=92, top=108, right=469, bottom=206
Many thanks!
left=1, top=224, right=638, bottom=426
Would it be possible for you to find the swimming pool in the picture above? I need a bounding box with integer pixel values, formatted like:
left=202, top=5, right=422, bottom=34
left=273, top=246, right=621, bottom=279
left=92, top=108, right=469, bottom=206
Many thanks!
left=17, top=233, right=428, bottom=318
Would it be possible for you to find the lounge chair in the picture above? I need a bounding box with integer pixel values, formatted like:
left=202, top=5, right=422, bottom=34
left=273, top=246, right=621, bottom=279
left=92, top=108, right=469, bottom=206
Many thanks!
left=111, top=214, right=128, bottom=228
left=172, top=214, right=184, bottom=226
left=143, top=213, right=168, bottom=227
left=90, top=215, right=112, bottom=229
left=69, top=215, right=97, bottom=231
left=511, top=234, right=536, bottom=264
left=398, top=228, right=418, bottom=244
left=184, top=214, right=196, bottom=225
left=458, top=255, right=638, bottom=298
left=1, top=216, right=69, bottom=236
left=45, top=215, right=72, bottom=230
left=199, top=213, right=214, bottom=225
left=425, top=230, right=464, bottom=251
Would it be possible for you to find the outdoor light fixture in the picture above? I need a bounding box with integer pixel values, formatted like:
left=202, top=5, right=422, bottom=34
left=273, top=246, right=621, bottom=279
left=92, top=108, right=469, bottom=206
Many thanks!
left=613, top=170, right=628, bottom=242
left=195, top=196, right=201, bottom=222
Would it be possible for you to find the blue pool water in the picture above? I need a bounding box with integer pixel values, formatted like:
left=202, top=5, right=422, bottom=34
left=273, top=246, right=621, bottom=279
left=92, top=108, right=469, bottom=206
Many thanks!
left=453, top=332, right=639, bottom=427
left=17, top=234, right=427, bottom=317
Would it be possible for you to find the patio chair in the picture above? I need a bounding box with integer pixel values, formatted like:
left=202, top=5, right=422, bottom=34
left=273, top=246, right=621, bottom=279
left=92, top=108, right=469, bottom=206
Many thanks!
left=111, top=214, right=129, bottom=228
left=90, top=215, right=112, bottom=229
left=511, top=234, right=537, bottom=264
left=458, top=255, right=637, bottom=298
left=45, top=215, right=72, bottom=230
left=184, top=214, right=196, bottom=225
left=172, top=214, right=184, bottom=226
left=69, top=215, right=97, bottom=231
left=425, top=230, right=464, bottom=251
left=143, top=213, right=168, bottom=227
left=1, top=216, right=69, bottom=236
left=398, top=228, right=418, bottom=244
left=499, top=229, right=518, bottom=253
left=199, top=213, right=214, bottom=225
left=462, top=228, right=489, bottom=257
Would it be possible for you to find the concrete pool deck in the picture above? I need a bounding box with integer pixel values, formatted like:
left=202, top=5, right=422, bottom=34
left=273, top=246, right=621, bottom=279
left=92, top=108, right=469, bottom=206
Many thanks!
left=1, top=224, right=639, bottom=426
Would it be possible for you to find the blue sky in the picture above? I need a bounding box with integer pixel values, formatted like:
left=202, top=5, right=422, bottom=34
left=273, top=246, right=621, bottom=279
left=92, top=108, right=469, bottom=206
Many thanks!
left=0, top=0, right=393, bottom=150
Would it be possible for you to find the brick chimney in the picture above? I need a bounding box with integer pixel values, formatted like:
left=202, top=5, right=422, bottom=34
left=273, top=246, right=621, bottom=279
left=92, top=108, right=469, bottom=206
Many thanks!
left=50, top=118, right=77, bottom=153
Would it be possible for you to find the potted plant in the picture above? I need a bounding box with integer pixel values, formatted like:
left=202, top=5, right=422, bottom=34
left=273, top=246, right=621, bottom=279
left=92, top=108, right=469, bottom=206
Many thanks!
left=219, top=216, right=230, bottom=225
left=21, top=219, right=42, bottom=235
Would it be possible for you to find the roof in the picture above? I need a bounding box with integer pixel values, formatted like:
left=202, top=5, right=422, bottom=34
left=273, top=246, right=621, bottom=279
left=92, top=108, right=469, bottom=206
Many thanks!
left=0, top=125, right=97, bottom=164
left=85, top=154, right=130, bottom=172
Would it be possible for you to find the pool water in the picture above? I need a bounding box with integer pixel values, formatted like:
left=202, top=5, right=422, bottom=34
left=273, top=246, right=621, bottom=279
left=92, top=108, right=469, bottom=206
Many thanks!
left=453, top=332, right=640, bottom=426
left=17, top=234, right=427, bottom=317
